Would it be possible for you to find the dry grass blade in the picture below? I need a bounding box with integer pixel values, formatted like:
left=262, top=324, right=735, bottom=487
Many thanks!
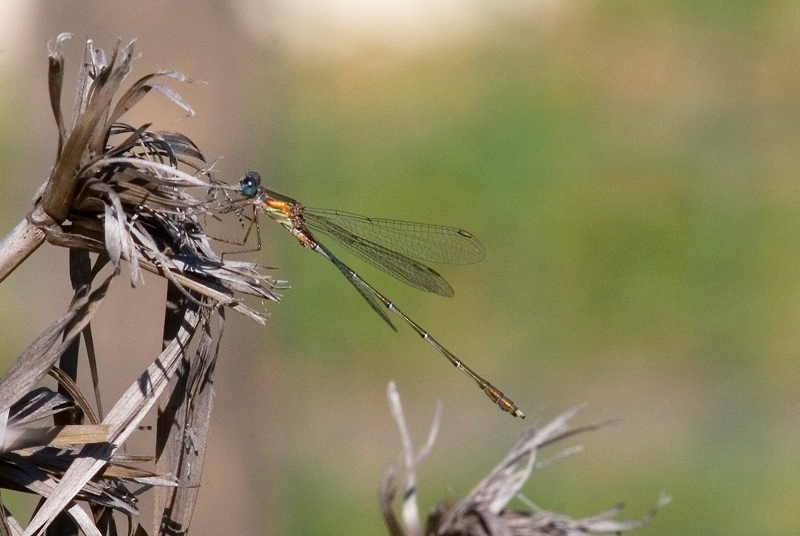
left=47, top=32, right=70, bottom=158
left=64, top=505, right=102, bottom=536
left=47, top=367, right=101, bottom=425
left=381, top=391, right=669, bottom=536
left=154, top=303, right=221, bottom=535
left=379, top=463, right=404, bottom=536
left=0, top=512, right=22, bottom=536
left=2, top=424, right=111, bottom=452
left=384, top=381, right=441, bottom=536
left=1, top=450, right=140, bottom=516
left=22, top=304, right=203, bottom=536
left=7, top=388, right=74, bottom=426
left=110, top=70, right=202, bottom=125
left=0, top=273, right=113, bottom=415
left=450, top=406, right=590, bottom=517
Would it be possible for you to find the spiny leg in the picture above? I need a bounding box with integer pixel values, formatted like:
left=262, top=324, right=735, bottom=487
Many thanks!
left=205, top=204, right=263, bottom=258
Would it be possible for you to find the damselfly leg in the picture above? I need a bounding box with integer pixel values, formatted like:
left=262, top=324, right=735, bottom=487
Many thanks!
left=204, top=181, right=263, bottom=255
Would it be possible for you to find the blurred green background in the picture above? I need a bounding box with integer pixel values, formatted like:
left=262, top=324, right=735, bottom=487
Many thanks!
left=1, top=1, right=800, bottom=534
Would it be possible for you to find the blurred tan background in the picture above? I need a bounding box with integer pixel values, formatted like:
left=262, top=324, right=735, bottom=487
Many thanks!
left=1, top=1, right=800, bottom=534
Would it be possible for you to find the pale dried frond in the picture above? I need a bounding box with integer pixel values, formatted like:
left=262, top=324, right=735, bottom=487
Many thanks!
left=381, top=385, right=670, bottom=536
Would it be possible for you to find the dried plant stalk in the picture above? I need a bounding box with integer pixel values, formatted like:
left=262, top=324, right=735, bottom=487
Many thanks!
left=0, top=34, right=279, bottom=536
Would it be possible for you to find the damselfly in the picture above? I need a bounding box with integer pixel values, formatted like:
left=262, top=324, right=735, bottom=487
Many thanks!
left=226, top=171, right=524, bottom=418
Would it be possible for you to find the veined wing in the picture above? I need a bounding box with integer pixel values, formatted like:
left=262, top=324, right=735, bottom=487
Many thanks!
left=303, top=212, right=457, bottom=297
left=303, top=209, right=485, bottom=265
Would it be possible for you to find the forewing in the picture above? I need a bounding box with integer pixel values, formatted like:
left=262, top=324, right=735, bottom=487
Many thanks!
left=304, top=209, right=485, bottom=265
left=305, top=214, right=456, bottom=296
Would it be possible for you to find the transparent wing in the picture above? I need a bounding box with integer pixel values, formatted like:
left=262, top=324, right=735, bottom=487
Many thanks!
left=304, top=213, right=459, bottom=296
left=304, top=209, right=485, bottom=265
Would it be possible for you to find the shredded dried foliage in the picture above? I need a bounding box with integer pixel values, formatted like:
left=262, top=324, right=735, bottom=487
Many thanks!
left=0, top=34, right=279, bottom=535
left=381, top=383, right=670, bottom=536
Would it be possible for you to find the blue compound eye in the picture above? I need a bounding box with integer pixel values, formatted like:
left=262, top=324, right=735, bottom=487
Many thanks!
left=239, top=171, right=262, bottom=197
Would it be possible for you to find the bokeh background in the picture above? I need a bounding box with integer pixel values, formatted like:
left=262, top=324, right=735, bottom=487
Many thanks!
left=1, top=1, right=799, bottom=534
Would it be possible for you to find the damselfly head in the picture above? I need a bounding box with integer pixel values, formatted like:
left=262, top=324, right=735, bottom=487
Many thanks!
left=240, top=171, right=262, bottom=197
